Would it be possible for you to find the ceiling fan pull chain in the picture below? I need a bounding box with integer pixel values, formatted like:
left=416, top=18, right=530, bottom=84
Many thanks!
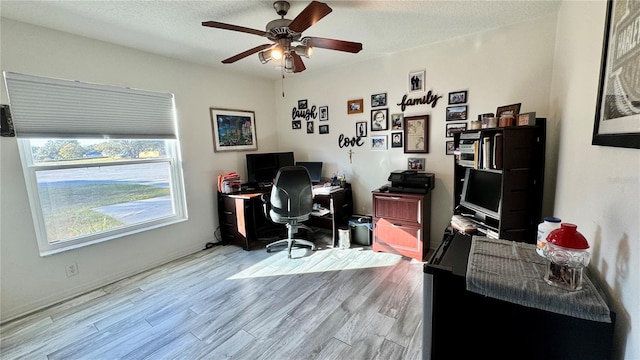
left=282, top=72, right=285, bottom=98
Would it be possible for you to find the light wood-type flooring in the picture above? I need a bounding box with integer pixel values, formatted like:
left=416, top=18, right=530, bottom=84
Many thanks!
left=0, top=230, right=427, bottom=360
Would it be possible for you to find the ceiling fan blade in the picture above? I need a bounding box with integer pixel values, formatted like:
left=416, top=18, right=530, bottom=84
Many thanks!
left=303, top=37, right=363, bottom=53
left=288, top=1, right=332, bottom=33
left=291, top=52, right=306, bottom=73
left=222, top=44, right=273, bottom=64
left=202, top=21, right=267, bottom=37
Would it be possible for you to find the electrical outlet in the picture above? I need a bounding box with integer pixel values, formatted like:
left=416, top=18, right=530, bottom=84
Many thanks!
left=66, top=262, right=78, bottom=277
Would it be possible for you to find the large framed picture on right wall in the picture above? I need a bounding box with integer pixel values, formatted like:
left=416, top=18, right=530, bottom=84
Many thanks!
left=592, top=0, right=640, bottom=149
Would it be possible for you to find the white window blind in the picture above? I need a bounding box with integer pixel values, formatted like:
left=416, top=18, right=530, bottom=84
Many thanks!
left=3, top=71, right=176, bottom=139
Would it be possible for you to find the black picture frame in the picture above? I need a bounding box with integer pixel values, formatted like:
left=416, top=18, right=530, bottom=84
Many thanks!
left=371, top=108, right=388, bottom=131
left=446, top=105, right=468, bottom=121
left=448, top=90, right=467, bottom=105
left=391, top=132, right=403, bottom=148
left=319, top=124, right=329, bottom=134
left=306, top=121, right=314, bottom=134
left=319, top=106, right=329, bottom=121
left=592, top=0, right=640, bottom=149
left=446, top=140, right=455, bottom=155
left=356, top=121, right=367, bottom=137
left=446, top=122, right=467, bottom=138
left=298, top=99, right=308, bottom=109
left=371, top=92, right=387, bottom=107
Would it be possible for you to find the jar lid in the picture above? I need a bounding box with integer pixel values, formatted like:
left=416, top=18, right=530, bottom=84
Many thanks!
left=547, top=223, right=589, bottom=250
left=543, top=216, right=561, bottom=223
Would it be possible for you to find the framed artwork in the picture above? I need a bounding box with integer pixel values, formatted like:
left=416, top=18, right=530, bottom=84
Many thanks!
left=347, top=99, right=364, bottom=114
left=446, top=105, right=468, bottom=121
left=408, top=157, right=425, bottom=171
left=448, top=90, right=467, bottom=105
left=409, top=70, right=425, bottom=92
left=356, top=121, right=367, bottom=137
left=371, top=135, right=388, bottom=151
left=210, top=107, right=257, bottom=152
left=371, top=92, right=387, bottom=107
left=319, top=124, right=329, bottom=134
left=496, top=103, right=521, bottom=119
left=292, top=120, right=301, bottom=129
left=404, top=115, right=429, bottom=153
left=391, top=113, right=404, bottom=130
left=446, top=140, right=456, bottom=155
left=319, top=106, right=329, bottom=121
left=298, top=99, right=308, bottom=109
left=592, top=0, right=640, bottom=149
left=391, top=132, right=403, bottom=148
left=306, top=121, right=314, bottom=134
left=446, top=122, right=467, bottom=138
left=371, top=108, right=389, bottom=131
left=517, top=112, right=536, bottom=126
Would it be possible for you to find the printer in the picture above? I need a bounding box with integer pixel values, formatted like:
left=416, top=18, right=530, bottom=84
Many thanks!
left=385, top=170, right=435, bottom=194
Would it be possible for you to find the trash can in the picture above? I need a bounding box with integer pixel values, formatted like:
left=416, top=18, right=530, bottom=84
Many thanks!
left=349, top=215, right=372, bottom=246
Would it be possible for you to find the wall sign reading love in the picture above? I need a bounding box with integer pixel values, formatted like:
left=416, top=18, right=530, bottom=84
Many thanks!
left=338, top=134, right=364, bottom=148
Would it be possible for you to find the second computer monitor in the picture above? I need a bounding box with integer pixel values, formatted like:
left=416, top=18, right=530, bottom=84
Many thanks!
left=296, top=161, right=323, bottom=184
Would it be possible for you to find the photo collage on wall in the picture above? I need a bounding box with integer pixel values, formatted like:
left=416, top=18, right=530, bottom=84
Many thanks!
left=292, top=99, right=330, bottom=135
left=445, top=90, right=468, bottom=155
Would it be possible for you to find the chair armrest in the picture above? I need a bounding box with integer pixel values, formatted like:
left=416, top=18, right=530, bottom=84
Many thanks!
left=261, top=193, right=271, bottom=221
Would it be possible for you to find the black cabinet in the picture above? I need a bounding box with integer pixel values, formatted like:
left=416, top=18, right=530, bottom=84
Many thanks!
left=423, top=231, right=616, bottom=360
left=453, top=120, right=546, bottom=244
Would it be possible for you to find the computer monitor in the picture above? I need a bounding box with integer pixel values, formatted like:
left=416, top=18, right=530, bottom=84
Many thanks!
left=296, top=161, right=323, bottom=184
left=246, top=152, right=295, bottom=185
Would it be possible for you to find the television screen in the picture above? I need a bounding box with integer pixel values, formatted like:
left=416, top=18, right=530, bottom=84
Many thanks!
left=460, top=168, right=502, bottom=220
left=246, top=152, right=294, bottom=184
left=296, top=162, right=323, bottom=184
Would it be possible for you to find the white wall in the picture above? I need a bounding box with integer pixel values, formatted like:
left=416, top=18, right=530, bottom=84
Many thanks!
left=550, top=2, right=640, bottom=359
left=0, top=19, right=278, bottom=320
left=274, top=15, right=558, bottom=250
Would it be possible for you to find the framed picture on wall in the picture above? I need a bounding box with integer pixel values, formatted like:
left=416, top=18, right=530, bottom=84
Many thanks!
left=409, top=70, right=425, bottom=92
left=408, top=157, right=425, bottom=171
left=371, top=108, right=389, bottom=131
left=404, top=115, right=429, bottom=153
left=446, top=105, right=468, bottom=121
left=371, top=92, right=387, bottom=107
left=347, top=99, right=364, bottom=114
left=446, top=140, right=456, bottom=155
left=356, top=121, right=367, bottom=137
left=391, top=132, right=403, bottom=148
left=448, top=90, right=467, bottom=105
left=371, top=135, right=388, bottom=151
left=446, top=122, right=467, bottom=138
left=319, top=106, right=329, bottom=121
left=210, top=107, right=257, bottom=152
left=391, top=113, right=404, bottom=130
left=592, top=0, right=640, bottom=149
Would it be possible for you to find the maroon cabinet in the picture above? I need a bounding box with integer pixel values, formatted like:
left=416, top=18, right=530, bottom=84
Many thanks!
left=372, top=191, right=431, bottom=261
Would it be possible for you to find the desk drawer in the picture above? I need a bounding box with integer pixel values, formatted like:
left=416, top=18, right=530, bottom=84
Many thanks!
left=373, top=193, right=422, bottom=225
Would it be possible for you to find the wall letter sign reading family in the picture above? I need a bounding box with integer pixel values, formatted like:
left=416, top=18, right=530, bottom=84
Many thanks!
left=397, top=90, right=443, bottom=112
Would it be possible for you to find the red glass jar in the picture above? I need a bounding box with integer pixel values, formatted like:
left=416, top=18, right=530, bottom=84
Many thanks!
left=543, top=223, right=590, bottom=291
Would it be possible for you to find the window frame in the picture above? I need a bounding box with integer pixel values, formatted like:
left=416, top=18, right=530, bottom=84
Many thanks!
left=17, top=138, right=188, bottom=256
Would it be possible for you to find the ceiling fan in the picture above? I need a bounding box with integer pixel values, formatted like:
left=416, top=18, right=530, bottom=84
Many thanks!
left=202, top=1, right=363, bottom=73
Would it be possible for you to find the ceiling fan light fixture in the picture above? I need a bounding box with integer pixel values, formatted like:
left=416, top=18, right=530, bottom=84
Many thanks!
left=258, top=50, right=272, bottom=64
left=271, top=46, right=284, bottom=60
left=284, top=54, right=294, bottom=73
left=294, top=45, right=313, bottom=58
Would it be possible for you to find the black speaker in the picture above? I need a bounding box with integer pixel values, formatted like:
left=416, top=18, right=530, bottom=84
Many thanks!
left=1, top=104, right=15, bottom=137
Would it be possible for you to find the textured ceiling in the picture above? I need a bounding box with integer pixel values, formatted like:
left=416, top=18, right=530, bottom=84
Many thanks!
left=0, top=1, right=562, bottom=80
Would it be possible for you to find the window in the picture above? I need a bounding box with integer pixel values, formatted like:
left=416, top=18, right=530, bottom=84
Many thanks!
left=4, top=72, right=187, bottom=256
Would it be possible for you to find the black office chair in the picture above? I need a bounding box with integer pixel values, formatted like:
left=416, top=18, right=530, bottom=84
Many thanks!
left=262, top=166, right=316, bottom=258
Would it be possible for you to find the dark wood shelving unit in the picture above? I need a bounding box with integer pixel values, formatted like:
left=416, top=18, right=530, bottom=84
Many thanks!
left=453, top=119, right=546, bottom=244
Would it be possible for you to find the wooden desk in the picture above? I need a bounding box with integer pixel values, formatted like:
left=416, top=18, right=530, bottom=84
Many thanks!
left=217, top=187, right=353, bottom=250
left=308, top=187, right=353, bottom=247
